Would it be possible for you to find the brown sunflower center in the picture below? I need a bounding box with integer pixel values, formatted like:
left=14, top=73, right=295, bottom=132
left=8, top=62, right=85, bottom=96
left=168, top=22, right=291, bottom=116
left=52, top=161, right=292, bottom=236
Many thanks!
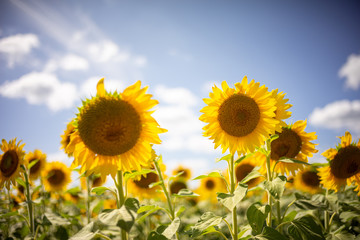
left=235, top=163, right=256, bottom=186
left=134, top=172, right=158, bottom=189
left=301, top=171, right=320, bottom=187
left=92, top=176, right=102, bottom=188
left=177, top=170, right=188, bottom=178
left=0, top=150, right=19, bottom=177
left=29, top=158, right=41, bottom=175
left=47, top=169, right=65, bottom=186
left=170, top=181, right=187, bottom=194
left=330, top=145, right=360, bottom=179
left=205, top=179, right=215, bottom=190
left=271, top=129, right=302, bottom=160
left=78, top=98, right=142, bottom=156
left=218, top=94, right=260, bottom=137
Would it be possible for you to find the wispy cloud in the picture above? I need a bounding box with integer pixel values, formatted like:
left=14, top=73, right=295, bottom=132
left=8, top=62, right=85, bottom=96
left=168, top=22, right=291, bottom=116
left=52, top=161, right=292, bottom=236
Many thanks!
left=339, top=53, right=360, bottom=90
left=0, top=33, right=39, bottom=67
left=44, top=54, right=89, bottom=72
left=309, top=99, right=360, bottom=134
left=0, top=72, right=77, bottom=112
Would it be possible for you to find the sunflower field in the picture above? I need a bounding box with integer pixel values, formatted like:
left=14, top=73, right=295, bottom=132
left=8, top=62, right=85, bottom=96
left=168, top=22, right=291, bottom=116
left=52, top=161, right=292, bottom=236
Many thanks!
left=1, top=77, right=360, bottom=240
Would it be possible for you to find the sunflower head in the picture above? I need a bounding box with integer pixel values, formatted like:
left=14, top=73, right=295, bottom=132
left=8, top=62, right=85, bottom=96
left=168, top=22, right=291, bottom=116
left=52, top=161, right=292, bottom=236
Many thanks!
left=42, top=161, right=72, bottom=192
left=0, top=138, right=26, bottom=190
left=269, top=120, right=318, bottom=175
left=103, top=199, right=117, bottom=209
left=170, top=179, right=188, bottom=194
left=200, top=76, right=279, bottom=155
left=25, top=149, right=47, bottom=180
left=234, top=152, right=265, bottom=189
left=294, top=167, right=321, bottom=194
left=172, top=165, right=192, bottom=180
left=60, top=120, right=76, bottom=157
left=196, top=176, right=227, bottom=204
left=319, top=131, right=360, bottom=193
left=68, top=78, right=166, bottom=180
left=80, top=173, right=107, bottom=190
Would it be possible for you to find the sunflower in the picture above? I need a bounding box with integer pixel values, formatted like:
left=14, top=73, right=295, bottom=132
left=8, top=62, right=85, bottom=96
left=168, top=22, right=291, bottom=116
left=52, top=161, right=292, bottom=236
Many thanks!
left=67, top=78, right=166, bottom=180
left=294, top=167, right=321, bottom=194
left=103, top=199, right=117, bottom=209
left=234, top=152, right=265, bottom=189
left=200, top=76, right=279, bottom=155
left=60, top=120, right=76, bottom=157
left=285, top=176, right=295, bottom=190
left=64, top=192, right=81, bottom=204
left=196, top=176, right=227, bottom=204
left=42, top=161, right=71, bottom=192
left=270, top=89, right=292, bottom=132
left=127, top=170, right=162, bottom=200
left=25, top=149, right=47, bottom=180
left=268, top=120, right=318, bottom=175
left=172, top=165, right=192, bottom=180
left=0, top=138, right=26, bottom=190
left=80, top=173, right=107, bottom=190
left=318, top=131, right=360, bottom=194
left=169, top=179, right=188, bottom=194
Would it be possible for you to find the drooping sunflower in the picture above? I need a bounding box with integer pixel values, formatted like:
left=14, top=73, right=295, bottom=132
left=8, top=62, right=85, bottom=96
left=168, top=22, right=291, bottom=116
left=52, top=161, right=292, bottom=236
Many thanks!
left=67, top=78, right=166, bottom=180
left=270, top=89, right=292, bottom=132
left=200, top=76, right=279, bottom=155
left=196, top=176, right=227, bottom=204
left=234, top=152, right=265, bottom=189
left=25, top=149, right=47, bottom=180
left=60, top=120, right=76, bottom=157
left=318, top=131, right=360, bottom=194
left=172, top=165, right=192, bottom=180
left=42, top=161, right=71, bottom=192
left=0, top=138, right=26, bottom=190
left=294, top=167, right=322, bottom=194
left=268, top=120, right=318, bottom=175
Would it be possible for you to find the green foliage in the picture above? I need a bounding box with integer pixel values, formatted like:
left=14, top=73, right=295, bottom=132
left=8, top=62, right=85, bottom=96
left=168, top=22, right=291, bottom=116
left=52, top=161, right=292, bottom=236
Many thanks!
left=287, top=215, right=325, bottom=240
left=247, top=203, right=270, bottom=235
left=191, top=212, right=223, bottom=238
left=264, top=176, right=287, bottom=200
left=217, top=183, right=248, bottom=211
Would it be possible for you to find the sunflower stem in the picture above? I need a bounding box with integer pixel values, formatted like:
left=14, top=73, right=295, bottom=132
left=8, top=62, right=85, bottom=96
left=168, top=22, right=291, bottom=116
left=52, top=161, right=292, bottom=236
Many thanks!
left=116, top=171, right=127, bottom=240
left=324, top=189, right=330, bottom=233
left=265, top=153, right=273, bottom=227
left=86, top=174, right=91, bottom=224
left=24, top=166, right=35, bottom=235
left=228, top=154, right=238, bottom=240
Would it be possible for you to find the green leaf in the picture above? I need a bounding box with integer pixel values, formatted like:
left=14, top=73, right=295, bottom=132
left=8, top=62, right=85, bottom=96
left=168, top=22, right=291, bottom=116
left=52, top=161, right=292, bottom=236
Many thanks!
left=215, top=153, right=232, bottom=163
left=172, top=189, right=199, bottom=198
left=235, top=153, right=254, bottom=165
left=277, top=157, right=310, bottom=165
left=0, top=211, right=19, bottom=218
left=283, top=210, right=297, bottom=223
left=246, top=203, right=270, bottom=235
left=16, top=178, right=26, bottom=189
left=147, top=231, right=168, bottom=240
left=240, top=166, right=263, bottom=185
left=91, top=186, right=113, bottom=196
left=175, top=206, right=186, bottom=217
left=169, top=171, right=185, bottom=181
left=162, top=217, right=181, bottom=239
left=137, top=206, right=162, bottom=222
left=288, top=215, right=325, bottom=240
left=192, top=171, right=224, bottom=180
left=339, top=211, right=359, bottom=222
left=191, top=212, right=223, bottom=238
left=293, top=199, right=327, bottom=211
left=98, top=198, right=139, bottom=232
left=327, top=231, right=357, bottom=240
left=124, top=169, right=156, bottom=181
left=138, top=205, right=159, bottom=214
left=44, top=212, right=70, bottom=226
left=66, top=186, right=81, bottom=195
left=217, top=183, right=248, bottom=211
left=264, top=176, right=286, bottom=200
left=148, top=181, right=162, bottom=189
left=249, top=227, right=287, bottom=240
left=69, top=220, right=107, bottom=240
left=28, top=159, right=39, bottom=170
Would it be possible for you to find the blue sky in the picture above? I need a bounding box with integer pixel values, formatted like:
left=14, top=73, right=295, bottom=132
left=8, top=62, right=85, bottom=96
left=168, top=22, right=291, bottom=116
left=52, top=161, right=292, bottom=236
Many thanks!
left=1, top=0, right=360, bottom=182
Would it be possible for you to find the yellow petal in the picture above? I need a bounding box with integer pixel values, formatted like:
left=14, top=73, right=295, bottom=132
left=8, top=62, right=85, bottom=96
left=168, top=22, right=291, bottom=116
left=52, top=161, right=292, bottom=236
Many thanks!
left=96, top=78, right=105, bottom=97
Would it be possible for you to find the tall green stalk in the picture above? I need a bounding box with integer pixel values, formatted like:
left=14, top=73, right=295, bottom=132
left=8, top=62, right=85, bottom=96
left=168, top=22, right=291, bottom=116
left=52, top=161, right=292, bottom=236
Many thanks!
left=86, top=175, right=91, bottom=224
left=265, top=154, right=273, bottom=227
left=228, top=154, right=238, bottom=240
left=115, top=170, right=127, bottom=240
left=23, top=166, right=35, bottom=235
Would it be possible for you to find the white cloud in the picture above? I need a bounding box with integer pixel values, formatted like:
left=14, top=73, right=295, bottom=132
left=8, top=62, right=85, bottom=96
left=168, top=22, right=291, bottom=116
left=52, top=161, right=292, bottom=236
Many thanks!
left=133, top=55, right=147, bottom=67
left=0, top=72, right=77, bottom=112
left=44, top=53, right=89, bottom=72
left=155, top=85, right=199, bottom=107
left=309, top=99, right=360, bottom=133
left=339, top=54, right=360, bottom=90
left=47, top=151, right=72, bottom=166
left=0, top=33, right=39, bottom=67
left=88, top=40, right=130, bottom=63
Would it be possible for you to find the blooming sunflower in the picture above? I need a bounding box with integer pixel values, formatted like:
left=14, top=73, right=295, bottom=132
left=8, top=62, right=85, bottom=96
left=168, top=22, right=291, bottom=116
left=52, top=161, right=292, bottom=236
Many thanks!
left=0, top=138, right=26, bottom=190
left=200, top=76, right=279, bottom=155
left=67, top=78, right=166, bottom=180
left=60, top=120, right=76, bottom=157
left=270, top=89, right=292, bottom=132
left=42, top=161, right=71, bottom=192
left=169, top=179, right=188, bottom=194
left=234, top=152, right=265, bottom=189
left=196, top=176, right=227, bottom=204
left=172, top=165, right=192, bottom=180
left=318, top=131, right=360, bottom=194
left=103, top=199, right=117, bottom=209
left=269, top=120, right=318, bottom=175
left=80, top=173, right=107, bottom=190
left=294, top=167, right=321, bottom=194
left=25, top=149, right=47, bottom=181
left=127, top=170, right=162, bottom=200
